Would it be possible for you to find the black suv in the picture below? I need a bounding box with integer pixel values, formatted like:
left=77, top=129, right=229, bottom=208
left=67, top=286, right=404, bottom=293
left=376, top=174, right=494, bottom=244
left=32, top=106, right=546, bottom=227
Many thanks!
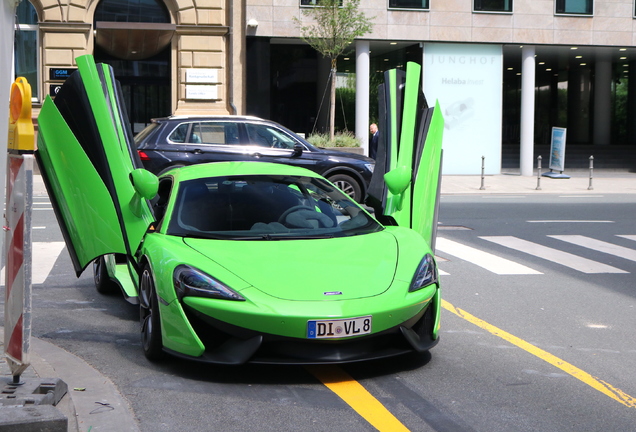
left=135, top=116, right=375, bottom=202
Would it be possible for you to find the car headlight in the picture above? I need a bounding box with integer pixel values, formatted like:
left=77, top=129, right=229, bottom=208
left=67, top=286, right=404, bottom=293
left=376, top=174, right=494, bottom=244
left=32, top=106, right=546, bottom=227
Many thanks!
left=364, top=163, right=375, bottom=173
left=173, top=265, right=245, bottom=301
left=409, top=254, right=438, bottom=292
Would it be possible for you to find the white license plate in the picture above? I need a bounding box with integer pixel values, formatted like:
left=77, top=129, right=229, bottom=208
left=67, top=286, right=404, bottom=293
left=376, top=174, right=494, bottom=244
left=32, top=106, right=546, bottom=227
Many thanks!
left=307, top=316, right=372, bottom=339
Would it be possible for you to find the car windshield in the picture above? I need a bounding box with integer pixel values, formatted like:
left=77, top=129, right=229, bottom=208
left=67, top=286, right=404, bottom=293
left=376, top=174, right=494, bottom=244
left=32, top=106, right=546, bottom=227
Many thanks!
left=167, top=174, right=383, bottom=240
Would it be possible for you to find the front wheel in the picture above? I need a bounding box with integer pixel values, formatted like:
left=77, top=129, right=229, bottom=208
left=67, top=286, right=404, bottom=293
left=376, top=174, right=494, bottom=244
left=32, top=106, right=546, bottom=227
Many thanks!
left=93, top=256, right=118, bottom=295
left=328, top=174, right=362, bottom=203
left=139, top=265, right=164, bottom=361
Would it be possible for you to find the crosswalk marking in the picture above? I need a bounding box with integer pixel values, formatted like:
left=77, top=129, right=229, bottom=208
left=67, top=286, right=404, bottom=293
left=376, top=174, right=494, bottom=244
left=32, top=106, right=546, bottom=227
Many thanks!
left=527, top=220, right=614, bottom=223
left=617, top=235, right=636, bottom=242
left=549, top=235, right=636, bottom=262
left=480, top=236, right=627, bottom=274
left=1, top=242, right=66, bottom=285
left=436, top=237, right=542, bottom=275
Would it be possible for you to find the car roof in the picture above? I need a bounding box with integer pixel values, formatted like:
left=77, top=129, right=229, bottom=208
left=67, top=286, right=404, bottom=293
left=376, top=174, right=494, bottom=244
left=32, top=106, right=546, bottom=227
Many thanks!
left=153, top=115, right=269, bottom=123
left=164, top=161, right=324, bottom=183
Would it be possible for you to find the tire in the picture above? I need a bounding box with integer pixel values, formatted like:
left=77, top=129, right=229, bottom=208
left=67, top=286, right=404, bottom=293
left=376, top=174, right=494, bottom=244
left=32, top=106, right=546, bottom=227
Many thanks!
left=93, top=256, right=119, bottom=295
left=328, top=174, right=362, bottom=202
left=139, top=265, right=164, bottom=361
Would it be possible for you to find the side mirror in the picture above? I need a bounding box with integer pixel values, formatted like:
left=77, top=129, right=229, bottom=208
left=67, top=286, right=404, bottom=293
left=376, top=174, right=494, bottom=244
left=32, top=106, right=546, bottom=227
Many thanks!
left=384, top=166, right=412, bottom=195
left=292, top=143, right=304, bottom=158
left=130, top=168, right=159, bottom=200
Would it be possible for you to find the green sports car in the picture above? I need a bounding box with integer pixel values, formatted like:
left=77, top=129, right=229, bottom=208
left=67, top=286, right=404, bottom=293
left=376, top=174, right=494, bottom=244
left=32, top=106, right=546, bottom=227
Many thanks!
left=36, top=55, right=444, bottom=364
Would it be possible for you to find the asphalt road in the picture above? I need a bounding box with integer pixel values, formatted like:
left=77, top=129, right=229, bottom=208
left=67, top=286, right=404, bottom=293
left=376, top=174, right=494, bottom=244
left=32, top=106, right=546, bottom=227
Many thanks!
left=15, top=193, right=636, bottom=431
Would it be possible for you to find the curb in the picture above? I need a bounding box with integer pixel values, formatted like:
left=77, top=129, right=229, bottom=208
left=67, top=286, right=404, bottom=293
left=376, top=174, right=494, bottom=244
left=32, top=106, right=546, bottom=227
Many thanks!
left=1, top=328, right=139, bottom=432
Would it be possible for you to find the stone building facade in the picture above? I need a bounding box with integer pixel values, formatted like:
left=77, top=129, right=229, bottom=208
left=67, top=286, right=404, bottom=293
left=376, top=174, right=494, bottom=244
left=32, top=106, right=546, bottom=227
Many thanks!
left=17, top=0, right=244, bottom=130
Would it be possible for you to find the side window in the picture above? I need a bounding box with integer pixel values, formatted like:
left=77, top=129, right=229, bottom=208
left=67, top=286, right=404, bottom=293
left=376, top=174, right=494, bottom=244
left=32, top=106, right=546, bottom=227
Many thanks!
left=245, top=124, right=297, bottom=149
left=168, top=123, right=190, bottom=143
left=151, top=178, right=173, bottom=224
left=14, top=0, right=39, bottom=101
left=194, top=122, right=240, bottom=145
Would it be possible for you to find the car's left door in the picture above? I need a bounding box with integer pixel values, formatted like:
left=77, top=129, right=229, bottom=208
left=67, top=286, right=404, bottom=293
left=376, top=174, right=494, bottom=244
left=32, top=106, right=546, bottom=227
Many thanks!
left=36, top=55, right=157, bottom=276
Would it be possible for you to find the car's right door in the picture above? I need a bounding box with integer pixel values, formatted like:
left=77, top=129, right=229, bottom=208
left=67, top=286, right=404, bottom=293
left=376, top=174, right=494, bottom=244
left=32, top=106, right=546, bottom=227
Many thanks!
left=366, top=62, right=444, bottom=251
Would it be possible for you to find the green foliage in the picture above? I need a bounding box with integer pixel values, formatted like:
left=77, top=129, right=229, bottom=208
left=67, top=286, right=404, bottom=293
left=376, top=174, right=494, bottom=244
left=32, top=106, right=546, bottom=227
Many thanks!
left=335, top=86, right=355, bottom=131
left=294, top=0, right=374, bottom=64
left=294, top=0, right=374, bottom=139
left=306, top=131, right=361, bottom=147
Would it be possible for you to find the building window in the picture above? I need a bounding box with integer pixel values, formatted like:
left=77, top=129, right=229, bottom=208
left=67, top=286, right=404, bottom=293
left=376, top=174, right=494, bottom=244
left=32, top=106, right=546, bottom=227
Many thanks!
left=388, top=0, right=429, bottom=9
left=555, top=0, right=592, bottom=15
left=474, top=0, right=512, bottom=12
left=14, top=0, right=39, bottom=101
left=95, top=0, right=170, bottom=23
left=301, top=0, right=343, bottom=5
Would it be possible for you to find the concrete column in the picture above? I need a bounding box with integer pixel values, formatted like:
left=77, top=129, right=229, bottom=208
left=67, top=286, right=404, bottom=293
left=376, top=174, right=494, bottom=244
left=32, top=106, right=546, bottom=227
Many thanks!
left=567, top=66, right=591, bottom=143
left=627, top=61, right=636, bottom=145
left=355, top=40, right=370, bottom=155
left=593, top=58, right=612, bottom=146
left=520, top=45, right=536, bottom=176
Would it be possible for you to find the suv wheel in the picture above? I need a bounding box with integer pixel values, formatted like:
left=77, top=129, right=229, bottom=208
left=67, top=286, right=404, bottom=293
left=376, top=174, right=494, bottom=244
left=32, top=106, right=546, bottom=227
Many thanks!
left=328, top=174, right=361, bottom=202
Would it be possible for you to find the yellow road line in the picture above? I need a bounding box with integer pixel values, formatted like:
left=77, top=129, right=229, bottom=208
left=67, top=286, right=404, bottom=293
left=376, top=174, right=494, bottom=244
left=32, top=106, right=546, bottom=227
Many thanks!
left=306, top=365, right=410, bottom=432
left=442, top=299, right=636, bottom=408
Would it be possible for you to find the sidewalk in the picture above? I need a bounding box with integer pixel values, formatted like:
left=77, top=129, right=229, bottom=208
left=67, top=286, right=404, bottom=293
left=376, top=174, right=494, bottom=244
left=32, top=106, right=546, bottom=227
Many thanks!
left=32, top=169, right=636, bottom=197
left=441, top=170, right=636, bottom=195
left=8, top=169, right=634, bottom=431
left=0, top=329, right=139, bottom=432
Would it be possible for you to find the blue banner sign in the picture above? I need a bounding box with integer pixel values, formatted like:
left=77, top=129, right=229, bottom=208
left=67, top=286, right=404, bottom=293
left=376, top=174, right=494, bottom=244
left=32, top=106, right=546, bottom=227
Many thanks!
left=549, top=127, right=567, bottom=172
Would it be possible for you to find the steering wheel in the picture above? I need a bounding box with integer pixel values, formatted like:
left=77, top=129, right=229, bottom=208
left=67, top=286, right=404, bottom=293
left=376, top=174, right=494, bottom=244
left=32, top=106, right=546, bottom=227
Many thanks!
left=278, top=205, right=314, bottom=223
left=278, top=205, right=335, bottom=228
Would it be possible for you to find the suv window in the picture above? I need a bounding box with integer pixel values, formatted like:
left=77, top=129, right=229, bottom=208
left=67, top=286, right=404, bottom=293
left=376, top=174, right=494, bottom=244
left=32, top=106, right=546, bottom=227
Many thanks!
left=193, top=122, right=240, bottom=145
left=134, top=122, right=160, bottom=144
left=167, top=122, right=241, bottom=145
left=245, top=124, right=297, bottom=149
left=169, top=123, right=189, bottom=143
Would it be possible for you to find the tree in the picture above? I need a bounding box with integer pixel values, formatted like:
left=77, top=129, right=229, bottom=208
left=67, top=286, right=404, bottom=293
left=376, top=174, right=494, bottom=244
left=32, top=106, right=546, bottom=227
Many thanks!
left=294, top=0, right=373, bottom=140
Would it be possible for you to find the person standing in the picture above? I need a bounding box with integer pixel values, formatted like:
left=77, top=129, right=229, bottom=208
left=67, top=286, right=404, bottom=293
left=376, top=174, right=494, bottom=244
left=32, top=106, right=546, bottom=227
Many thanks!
left=369, top=123, right=379, bottom=160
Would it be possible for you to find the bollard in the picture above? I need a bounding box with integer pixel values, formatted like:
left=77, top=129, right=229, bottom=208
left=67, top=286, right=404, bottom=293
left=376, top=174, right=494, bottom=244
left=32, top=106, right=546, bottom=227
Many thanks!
left=536, top=155, right=542, bottom=190
left=588, top=155, right=594, bottom=190
left=479, top=156, right=485, bottom=190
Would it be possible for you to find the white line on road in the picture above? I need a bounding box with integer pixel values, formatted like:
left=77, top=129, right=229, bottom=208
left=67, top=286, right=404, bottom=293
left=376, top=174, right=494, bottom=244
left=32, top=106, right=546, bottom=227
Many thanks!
left=549, top=235, right=636, bottom=262
left=1, top=242, right=66, bottom=285
left=617, top=235, right=636, bottom=242
left=526, top=220, right=614, bottom=223
left=480, top=236, right=627, bottom=274
left=436, top=237, right=542, bottom=275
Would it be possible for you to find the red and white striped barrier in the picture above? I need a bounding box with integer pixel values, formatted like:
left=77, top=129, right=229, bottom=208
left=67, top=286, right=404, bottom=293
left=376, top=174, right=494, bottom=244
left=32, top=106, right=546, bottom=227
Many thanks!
left=4, top=155, right=33, bottom=380
left=4, top=77, right=34, bottom=382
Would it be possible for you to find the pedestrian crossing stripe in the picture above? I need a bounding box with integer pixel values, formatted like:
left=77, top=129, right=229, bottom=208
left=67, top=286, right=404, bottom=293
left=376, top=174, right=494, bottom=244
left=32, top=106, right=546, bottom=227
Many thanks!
left=1, top=242, right=65, bottom=285
left=436, top=237, right=542, bottom=275
left=549, top=235, right=636, bottom=262
left=480, top=236, right=627, bottom=274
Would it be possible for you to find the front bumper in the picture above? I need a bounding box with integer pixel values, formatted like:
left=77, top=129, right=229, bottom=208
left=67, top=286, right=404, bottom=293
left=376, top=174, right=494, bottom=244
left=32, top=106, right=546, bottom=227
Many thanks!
left=165, top=296, right=439, bottom=365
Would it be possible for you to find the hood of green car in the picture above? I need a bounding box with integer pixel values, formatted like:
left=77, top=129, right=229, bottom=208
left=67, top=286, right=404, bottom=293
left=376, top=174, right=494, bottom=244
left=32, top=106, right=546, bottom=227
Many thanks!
left=183, top=231, right=398, bottom=301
